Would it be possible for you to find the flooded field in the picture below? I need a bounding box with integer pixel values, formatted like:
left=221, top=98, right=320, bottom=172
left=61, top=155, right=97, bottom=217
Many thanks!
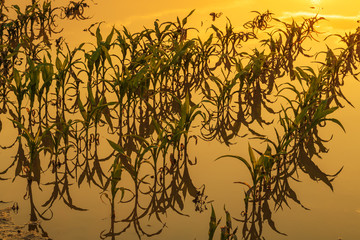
left=1, top=1, right=360, bottom=239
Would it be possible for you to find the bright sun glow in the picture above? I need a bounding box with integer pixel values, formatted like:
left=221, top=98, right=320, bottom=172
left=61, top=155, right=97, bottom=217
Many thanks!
left=311, top=0, right=321, bottom=5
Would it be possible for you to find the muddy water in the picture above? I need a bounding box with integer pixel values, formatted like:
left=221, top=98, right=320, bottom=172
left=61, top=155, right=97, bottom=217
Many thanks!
left=0, top=206, right=49, bottom=240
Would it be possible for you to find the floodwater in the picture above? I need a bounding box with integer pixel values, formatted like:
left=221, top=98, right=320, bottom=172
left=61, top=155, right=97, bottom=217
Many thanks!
left=1, top=84, right=360, bottom=240
left=2, top=1, right=360, bottom=240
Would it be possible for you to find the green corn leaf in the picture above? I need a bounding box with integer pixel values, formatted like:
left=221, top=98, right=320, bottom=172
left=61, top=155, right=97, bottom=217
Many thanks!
left=319, top=118, right=346, bottom=132
left=182, top=9, right=195, bottom=26
left=87, top=82, right=95, bottom=106
left=101, top=45, right=112, bottom=66
left=224, top=206, right=232, bottom=229
left=107, top=139, right=124, bottom=154
left=96, top=26, right=103, bottom=46
left=112, top=160, right=122, bottom=181
left=248, top=143, right=256, bottom=167
left=151, top=116, right=161, bottom=135
left=216, top=155, right=253, bottom=176
left=101, top=97, right=114, bottom=131
left=55, top=57, right=62, bottom=71
left=208, top=204, right=221, bottom=240
left=105, top=27, right=115, bottom=46
left=77, top=98, right=87, bottom=120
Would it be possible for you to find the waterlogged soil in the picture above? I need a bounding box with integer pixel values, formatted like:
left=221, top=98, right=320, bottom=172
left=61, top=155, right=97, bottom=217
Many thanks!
left=0, top=208, right=49, bottom=240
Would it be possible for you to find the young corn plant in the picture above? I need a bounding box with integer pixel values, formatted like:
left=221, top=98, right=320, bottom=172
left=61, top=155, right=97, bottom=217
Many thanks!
left=208, top=205, right=238, bottom=240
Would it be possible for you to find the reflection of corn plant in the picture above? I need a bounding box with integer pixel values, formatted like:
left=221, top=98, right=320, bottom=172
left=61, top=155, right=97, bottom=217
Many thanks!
left=217, top=144, right=282, bottom=239
left=101, top=91, right=205, bottom=238
left=172, top=92, right=204, bottom=139
left=11, top=120, right=54, bottom=184
left=38, top=54, right=54, bottom=125
left=106, top=140, right=127, bottom=203
left=274, top=67, right=345, bottom=189
left=201, top=74, right=239, bottom=145
left=8, top=68, right=26, bottom=133
left=104, top=139, right=132, bottom=239
left=76, top=94, right=115, bottom=186
left=218, top=144, right=273, bottom=199
left=217, top=65, right=346, bottom=238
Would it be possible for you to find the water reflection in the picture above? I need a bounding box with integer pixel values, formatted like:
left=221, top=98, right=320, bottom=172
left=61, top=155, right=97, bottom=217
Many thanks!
left=0, top=1, right=359, bottom=239
left=26, top=179, right=51, bottom=239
